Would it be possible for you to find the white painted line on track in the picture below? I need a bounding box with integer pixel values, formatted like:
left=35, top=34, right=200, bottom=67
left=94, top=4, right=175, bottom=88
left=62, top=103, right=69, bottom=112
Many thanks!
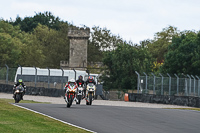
left=12, top=104, right=96, bottom=133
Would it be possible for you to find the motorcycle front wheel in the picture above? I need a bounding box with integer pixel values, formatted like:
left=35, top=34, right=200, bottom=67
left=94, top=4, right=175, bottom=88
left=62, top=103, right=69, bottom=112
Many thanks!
left=86, top=94, right=90, bottom=105
left=15, top=94, right=21, bottom=103
left=67, top=95, right=73, bottom=108
left=67, top=103, right=71, bottom=108
left=76, top=95, right=81, bottom=104
left=89, top=94, right=92, bottom=105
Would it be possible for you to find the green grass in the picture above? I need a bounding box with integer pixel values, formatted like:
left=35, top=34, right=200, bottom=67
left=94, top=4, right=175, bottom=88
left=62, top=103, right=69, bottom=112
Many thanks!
left=0, top=99, right=90, bottom=133
left=169, top=108, right=200, bottom=111
left=1, top=98, right=50, bottom=104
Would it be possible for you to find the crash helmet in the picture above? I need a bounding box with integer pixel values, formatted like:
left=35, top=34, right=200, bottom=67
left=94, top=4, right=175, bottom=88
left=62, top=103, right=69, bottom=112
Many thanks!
left=88, top=76, right=93, bottom=82
left=18, top=79, right=23, bottom=83
left=78, top=75, right=83, bottom=80
left=69, top=78, right=75, bottom=83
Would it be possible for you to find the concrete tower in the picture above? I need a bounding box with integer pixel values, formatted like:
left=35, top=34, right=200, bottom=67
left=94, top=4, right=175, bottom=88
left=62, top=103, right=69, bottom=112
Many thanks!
left=67, top=27, right=90, bottom=70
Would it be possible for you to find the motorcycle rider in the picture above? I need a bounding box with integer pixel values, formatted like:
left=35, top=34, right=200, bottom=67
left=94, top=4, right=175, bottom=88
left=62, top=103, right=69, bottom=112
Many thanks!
left=76, top=75, right=85, bottom=87
left=64, top=78, right=78, bottom=98
left=13, top=79, right=26, bottom=99
left=84, top=76, right=96, bottom=99
left=85, top=76, right=96, bottom=85
left=76, top=75, right=85, bottom=98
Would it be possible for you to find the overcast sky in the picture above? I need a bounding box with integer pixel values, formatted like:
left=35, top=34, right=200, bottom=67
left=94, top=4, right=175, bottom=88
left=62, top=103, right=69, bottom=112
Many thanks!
left=1, top=0, right=200, bottom=44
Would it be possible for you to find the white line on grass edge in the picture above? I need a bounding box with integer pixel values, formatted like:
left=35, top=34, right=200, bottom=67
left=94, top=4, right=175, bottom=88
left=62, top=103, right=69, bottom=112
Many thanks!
left=12, top=104, right=96, bottom=133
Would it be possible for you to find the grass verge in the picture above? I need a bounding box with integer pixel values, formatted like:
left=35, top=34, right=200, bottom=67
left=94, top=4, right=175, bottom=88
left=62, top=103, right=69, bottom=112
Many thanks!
left=167, top=108, right=200, bottom=111
left=0, top=99, right=90, bottom=133
left=1, top=98, right=50, bottom=104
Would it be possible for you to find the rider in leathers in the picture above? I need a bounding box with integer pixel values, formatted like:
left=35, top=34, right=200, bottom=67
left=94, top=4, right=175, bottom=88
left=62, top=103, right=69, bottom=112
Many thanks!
left=76, top=75, right=85, bottom=98
left=85, top=76, right=96, bottom=85
left=76, top=75, right=85, bottom=87
left=13, top=79, right=26, bottom=99
left=64, top=79, right=78, bottom=99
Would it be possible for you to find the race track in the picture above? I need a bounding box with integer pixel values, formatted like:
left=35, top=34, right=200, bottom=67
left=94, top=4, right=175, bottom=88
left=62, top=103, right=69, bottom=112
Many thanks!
left=15, top=103, right=200, bottom=133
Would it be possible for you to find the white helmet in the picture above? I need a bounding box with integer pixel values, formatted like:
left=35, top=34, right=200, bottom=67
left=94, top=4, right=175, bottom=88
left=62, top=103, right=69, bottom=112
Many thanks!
left=69, top=78, right=75, bottom=83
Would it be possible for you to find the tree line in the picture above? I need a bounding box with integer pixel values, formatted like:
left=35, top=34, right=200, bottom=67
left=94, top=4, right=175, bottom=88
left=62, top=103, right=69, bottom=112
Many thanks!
left=1, top=11, right=200, bottom=90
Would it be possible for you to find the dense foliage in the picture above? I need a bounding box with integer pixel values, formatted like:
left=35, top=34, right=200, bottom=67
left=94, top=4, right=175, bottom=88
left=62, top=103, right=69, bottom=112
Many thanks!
left=10, top=12, right=64, bottom=32
left=161, top=31, right=200, bottom=75
left=0, top=20, right=69, bottom=68
left=147, top=26, right=179, bottom=63
left=101, top=43, right=154, bottom=91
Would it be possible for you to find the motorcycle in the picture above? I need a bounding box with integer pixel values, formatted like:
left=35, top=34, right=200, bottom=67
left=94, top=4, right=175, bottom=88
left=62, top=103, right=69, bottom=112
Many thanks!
left=85, top=83, right=96, bottom=105
left=76, top=85, right=83, bottom=104
left=64, top=83, right=78, bottom=108
left=14, top=85, right=25, bottom=103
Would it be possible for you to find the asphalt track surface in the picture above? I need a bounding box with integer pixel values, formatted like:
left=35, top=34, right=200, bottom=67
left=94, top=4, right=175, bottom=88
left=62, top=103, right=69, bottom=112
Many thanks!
left=16, top=103, right=200, bottom=133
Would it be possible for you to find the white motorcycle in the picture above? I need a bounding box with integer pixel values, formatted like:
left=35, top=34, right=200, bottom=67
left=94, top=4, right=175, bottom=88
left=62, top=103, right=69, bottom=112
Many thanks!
left=85, top=83, right=96, bottom=105
left=76, top=85, right=83, bottom=104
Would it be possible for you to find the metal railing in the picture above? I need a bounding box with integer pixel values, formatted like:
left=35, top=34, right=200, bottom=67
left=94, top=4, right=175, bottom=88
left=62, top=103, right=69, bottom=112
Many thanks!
left=135, top=71, right=200, bottom=97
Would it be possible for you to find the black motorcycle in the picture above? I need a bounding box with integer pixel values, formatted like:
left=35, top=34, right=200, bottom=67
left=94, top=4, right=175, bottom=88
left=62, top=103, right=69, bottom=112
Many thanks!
left=13, top=85, right=25, bottom=103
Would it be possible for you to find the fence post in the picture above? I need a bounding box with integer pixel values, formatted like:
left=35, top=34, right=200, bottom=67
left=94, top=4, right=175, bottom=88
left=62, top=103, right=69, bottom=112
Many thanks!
left=5, top=64, right=9, bottom=84
left=34, top=66, right=37, bottom=88
left=151, top=73, right=156, bottom=95
left=143, top=72, right=148, bottom=94
left=174, top=74, right=179, bottom=96
left=18, top=65, right=22, bottom=78
left=159, top=73, right=164, bottom=95
left=61, top=67, right=64, bottom=89
left=185, top=77, right=188, bottom=96
left=135, top=71, right=140, bottom=93
left=167, top=73, right=171, bottom=96
left=191, top=75, right=196, bottom=96
left=73, top=68, right=76, bottom=80
left=47, top=68, right=50, bottom=89
left=86, top=69, right=90, bottom=76
left=187, top=74, right=191, bottom=96
left=182, top=73, right=188, bottom=96
left=196, top=76, right=200, bottom=97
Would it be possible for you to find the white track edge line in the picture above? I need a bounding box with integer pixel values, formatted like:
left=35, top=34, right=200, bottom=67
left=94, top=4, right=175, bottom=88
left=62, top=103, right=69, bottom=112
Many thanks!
left=12, top=104, right=96, bottom=133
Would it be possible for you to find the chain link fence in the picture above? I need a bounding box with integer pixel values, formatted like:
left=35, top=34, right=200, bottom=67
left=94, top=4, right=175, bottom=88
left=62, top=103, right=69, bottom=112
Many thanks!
left=136, top=71, right=200, bottom=97
left=0, top=67, right=17, bottom=85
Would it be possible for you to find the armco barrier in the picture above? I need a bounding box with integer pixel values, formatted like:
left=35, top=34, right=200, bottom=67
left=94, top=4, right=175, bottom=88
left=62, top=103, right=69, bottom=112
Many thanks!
left=0, top=84, right=64, bottom=97
left=128, top=93, right=200, bottom=108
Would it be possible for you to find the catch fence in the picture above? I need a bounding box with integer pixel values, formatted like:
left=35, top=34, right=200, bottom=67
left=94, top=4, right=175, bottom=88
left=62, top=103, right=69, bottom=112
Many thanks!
left=0, top=65, right=68, bottom=89
left=135, top=71, right=200, bottom=97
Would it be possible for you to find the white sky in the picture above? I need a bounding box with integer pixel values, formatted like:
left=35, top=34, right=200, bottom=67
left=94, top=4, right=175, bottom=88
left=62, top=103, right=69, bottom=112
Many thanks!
left=1, top=0, right=200, bottom=44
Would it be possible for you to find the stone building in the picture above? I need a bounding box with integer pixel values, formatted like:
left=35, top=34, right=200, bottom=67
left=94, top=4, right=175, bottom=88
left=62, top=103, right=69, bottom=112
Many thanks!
left=60, top=27, right=90, bottom=70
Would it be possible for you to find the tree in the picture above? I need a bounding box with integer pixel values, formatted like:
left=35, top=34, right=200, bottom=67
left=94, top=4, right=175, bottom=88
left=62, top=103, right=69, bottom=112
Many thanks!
left=147, top=26, right=179, bottom=63
left=32, top=24, right=69, bottom=68
left=10, top=11, right=65, bottom=32
left=88, top=26, right=123, bottom=63
left=161, top=31, right=200, bottom=75
left=101, top=43, right=154, bottom=91
left=17, top=32, right=46, bottom=67
left=0, top=20, right=22, bottom=66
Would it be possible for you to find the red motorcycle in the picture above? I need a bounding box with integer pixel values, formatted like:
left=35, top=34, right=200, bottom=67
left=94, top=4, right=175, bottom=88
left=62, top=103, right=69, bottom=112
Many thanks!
left=64, top=81, right=78, bottom=108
